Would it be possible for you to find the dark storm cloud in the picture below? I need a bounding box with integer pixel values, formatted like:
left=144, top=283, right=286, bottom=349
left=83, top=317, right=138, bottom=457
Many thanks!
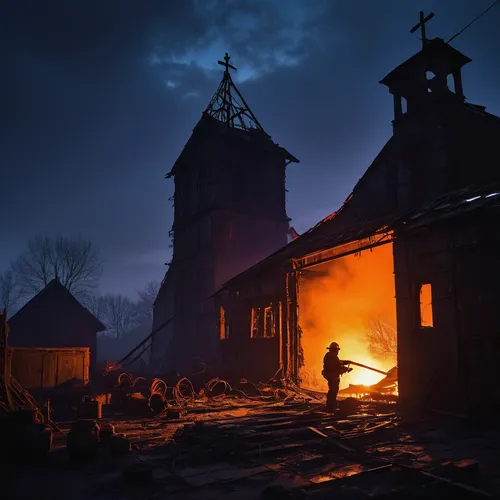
left=1, top=0, right=500, bottom=296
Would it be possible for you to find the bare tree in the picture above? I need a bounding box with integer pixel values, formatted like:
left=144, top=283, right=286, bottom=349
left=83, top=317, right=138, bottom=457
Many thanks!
left=82, top=294, right=107, bottom=322
left=365, top=318, right=397, bottom=362
left=0, top=270, right=24, bottom=316
left=102, top=294, right=137, bottom=338
left=12, top=235, right=103, bottom=298
left=135, top=281, right=159, bottom=324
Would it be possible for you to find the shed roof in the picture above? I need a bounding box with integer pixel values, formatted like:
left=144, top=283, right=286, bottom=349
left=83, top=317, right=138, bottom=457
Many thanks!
left=9, top=279, right=105, bottom=332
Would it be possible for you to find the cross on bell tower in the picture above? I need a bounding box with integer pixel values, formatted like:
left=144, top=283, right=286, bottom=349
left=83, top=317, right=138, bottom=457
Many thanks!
left=410, top=10, right=435, bottom=49
left=381, top=11, right=472, bottom=127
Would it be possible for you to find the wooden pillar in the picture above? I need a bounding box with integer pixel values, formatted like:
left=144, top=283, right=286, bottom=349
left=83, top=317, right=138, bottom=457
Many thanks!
left=284, top=273, right=291, bottom=378
left=453, top=70, right=464, bottom=100
left=393, top=94, right=403, bottom=120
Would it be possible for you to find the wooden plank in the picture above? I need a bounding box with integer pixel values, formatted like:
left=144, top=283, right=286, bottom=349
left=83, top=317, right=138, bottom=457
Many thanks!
left=57, top=352, right=87, bottom=384
left=11, top=349, right=43, bottom=389
left=82, top=350, right=90, bottom=383
left=309, top=426, right=357, bottom=453
left=42, top=351, right=57, bottom=388
left=247, top=414, right=341, bottom=433
left=212, top=413, right=299, bottom=427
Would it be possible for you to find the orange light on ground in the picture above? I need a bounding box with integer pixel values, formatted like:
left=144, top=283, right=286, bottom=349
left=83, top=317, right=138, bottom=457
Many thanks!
left=298, top=243, right=397, bottom=392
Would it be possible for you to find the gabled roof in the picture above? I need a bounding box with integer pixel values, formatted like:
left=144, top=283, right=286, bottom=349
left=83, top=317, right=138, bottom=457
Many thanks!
left=9, top=279, right=105, bottom=332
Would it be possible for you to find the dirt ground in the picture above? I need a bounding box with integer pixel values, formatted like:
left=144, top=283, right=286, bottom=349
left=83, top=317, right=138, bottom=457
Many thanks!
left=4, top=398, right=500, bottom=500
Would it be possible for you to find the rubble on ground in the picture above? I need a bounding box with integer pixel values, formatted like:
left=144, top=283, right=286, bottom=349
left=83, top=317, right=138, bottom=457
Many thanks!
left=2, top=369, right=500, bottom=499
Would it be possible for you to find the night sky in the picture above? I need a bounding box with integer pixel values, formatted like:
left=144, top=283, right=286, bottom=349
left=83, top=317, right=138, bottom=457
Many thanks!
left=1, top=1, right=499, bottom=298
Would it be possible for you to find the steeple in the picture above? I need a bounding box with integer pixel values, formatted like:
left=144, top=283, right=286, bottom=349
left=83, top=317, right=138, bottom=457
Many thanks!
left=203, top=53, right=265, bottom=132
left=380, top=12, right=472, bottom=125
left=167, top=53, right=298, bottom=179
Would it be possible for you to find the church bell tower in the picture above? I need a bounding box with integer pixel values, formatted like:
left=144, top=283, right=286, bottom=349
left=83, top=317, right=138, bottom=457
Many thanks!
left=153, top=54, right=299, bottom=373
left=379, top=10, right=500, bottom=212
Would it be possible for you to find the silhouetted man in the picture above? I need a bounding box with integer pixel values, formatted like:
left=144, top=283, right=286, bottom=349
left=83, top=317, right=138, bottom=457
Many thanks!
left=322, top=342, right=352, bottom=412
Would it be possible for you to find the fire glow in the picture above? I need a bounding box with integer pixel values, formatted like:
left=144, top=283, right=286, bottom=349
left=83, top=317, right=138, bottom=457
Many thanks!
left=297, top=243, right=397, bottom=394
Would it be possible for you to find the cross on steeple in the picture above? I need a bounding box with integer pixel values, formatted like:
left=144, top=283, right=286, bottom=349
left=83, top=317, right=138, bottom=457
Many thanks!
left=218, top=52, right=237, bottom=75
left=204, top=53, right=264, bottom=132
left=410, top=10, right=435, bottom=49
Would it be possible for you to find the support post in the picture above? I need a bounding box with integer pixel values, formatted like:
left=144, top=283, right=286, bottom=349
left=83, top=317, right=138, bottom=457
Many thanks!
left=393, top=94, right=403, bottom=120
left=453, top=70, right=465, bottom=100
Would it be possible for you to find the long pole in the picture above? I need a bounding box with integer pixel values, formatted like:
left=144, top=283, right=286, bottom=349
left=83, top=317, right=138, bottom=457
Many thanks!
left=346, top=360, right=388, bottom=376
left=115, top=316, right=174, bottom=367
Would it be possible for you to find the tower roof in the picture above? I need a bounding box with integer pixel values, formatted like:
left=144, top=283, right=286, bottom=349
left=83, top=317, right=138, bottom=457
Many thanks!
left=380, top=11, right=472, bottom=96
left=203, top=53, right=265, bottom=132
left=167, top=53, right=299, bottom=178
left=380, top=37, right=471, bottom=93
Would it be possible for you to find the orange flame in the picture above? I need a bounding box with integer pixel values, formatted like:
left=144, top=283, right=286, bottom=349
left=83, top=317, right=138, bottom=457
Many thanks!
left=298, top=243, right=397, bottom=392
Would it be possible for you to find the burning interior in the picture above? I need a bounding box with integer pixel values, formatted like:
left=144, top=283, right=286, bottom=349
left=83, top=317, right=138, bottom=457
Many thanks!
left=297, top=242, right=398, bottom=399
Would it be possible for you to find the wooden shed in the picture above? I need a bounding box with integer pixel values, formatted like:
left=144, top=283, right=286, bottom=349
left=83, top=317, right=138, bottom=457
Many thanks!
left=8, top=346, right=90, bottom=390
left=8, top=279, right=105, bottom=370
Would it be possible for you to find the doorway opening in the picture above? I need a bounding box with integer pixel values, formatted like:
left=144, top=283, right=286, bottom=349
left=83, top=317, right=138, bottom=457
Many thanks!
left=297, top=242, right=397, bottom=398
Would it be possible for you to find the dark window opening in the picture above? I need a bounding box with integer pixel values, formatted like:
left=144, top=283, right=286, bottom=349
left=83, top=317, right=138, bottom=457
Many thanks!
left=251, top=304, right=277, bottom=339
left=250, top=307, right=261, bottom=338
left=419, top=283, right=434, bottom=327
left=264, top=306, right=275, bottom=338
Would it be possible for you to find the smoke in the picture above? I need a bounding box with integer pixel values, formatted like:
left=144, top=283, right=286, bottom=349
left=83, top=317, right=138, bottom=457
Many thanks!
left=297, top=243, right=397, bottom=391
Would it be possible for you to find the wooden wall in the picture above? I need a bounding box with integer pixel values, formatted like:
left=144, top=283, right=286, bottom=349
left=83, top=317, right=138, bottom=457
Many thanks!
left=394, top=213, right=500, bottom=416
left=217, top=271, right=287, bottom=382
left=8, top=347, right=90, bottom=390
